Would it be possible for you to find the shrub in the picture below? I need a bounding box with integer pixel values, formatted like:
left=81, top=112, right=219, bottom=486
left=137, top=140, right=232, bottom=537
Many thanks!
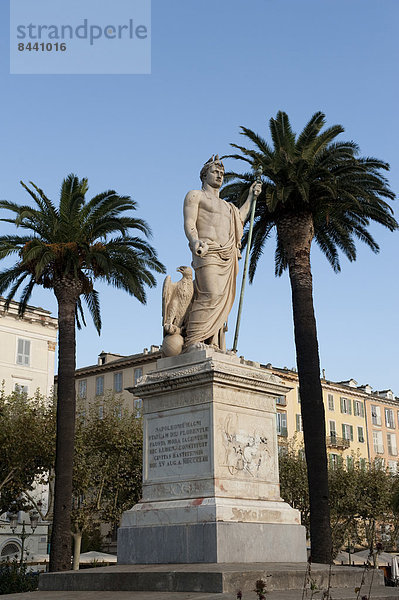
left=0, top=560, right=39, bottom=595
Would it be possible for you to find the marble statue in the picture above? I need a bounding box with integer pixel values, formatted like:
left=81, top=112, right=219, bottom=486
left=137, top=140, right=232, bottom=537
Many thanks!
left=182, top=155, right=261, bottom=350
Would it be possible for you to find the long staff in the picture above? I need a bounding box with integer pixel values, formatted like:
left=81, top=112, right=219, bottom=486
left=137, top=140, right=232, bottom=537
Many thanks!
left=232, top=167, right=262, bottom=352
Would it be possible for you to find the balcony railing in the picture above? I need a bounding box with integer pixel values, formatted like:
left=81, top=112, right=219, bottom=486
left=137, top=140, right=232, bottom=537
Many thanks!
left=326, top=435, right=350, bottom=449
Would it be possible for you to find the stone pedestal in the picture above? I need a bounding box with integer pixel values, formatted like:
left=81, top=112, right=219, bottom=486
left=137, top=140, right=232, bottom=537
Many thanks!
left=118, top=348, right=306, bottom=564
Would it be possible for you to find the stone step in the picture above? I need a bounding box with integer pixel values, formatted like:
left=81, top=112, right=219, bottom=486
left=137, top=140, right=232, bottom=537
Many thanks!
left=267, top=588, right=399, bottom=600
left=39, top=563, right=386, bottom=594
left=5, top=590, right=399, bottom=600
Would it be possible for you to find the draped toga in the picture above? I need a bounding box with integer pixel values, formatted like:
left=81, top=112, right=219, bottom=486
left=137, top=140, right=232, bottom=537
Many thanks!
left=185, top=203, right=243, bottom=349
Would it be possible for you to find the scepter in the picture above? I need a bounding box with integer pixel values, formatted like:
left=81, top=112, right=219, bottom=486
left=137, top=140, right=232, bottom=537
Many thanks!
left=232, top=166, right=263, bottom=352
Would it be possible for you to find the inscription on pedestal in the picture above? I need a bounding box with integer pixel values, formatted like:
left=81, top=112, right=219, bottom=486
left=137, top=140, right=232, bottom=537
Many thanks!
left=145, top=408, right=211, bottom=480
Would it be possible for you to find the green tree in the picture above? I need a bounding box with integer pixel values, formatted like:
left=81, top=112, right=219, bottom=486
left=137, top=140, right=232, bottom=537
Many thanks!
left=355, top=461, right=396, bottom=551
left=0, top=388, right=55, bottom=515
left=278, top=442, right=309, bottom=532
left=280, top=448, right=398, bottom=555
left=0, top=175, right=165, bottom=571
left=222, top=112, right=397, bottom=562
left=71, top=395, right=142, bottom=569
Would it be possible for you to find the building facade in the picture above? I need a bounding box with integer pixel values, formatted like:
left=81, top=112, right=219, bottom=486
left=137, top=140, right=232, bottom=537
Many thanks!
left=269, top=366, right=399, bottom=472
left=0, top=298, right=58, bottom=561
left=72, top=345, right=161, bottom=415
left=0, top=298, right=58, bottom=398
left=364, top=389, right=399, bottom=472
left=69, top=346, right=399, bottom=471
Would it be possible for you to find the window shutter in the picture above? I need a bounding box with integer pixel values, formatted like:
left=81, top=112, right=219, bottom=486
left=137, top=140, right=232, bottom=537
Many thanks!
left=24, top=340, right=30, bottom=365
left=342, top=424, right=345, bottom=438
left=348, top=399, right=352, bottom=415
left=350, top=425, right=353, bottom=441
left=340, top=398, right=344, bottom=413
left=17, top=339, right=24, bottom=364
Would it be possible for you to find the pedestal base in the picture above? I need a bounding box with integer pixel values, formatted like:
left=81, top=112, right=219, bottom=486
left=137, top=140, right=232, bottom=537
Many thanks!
left=118, top=349, right=307, bottom=565
left=118, top=521, right=307, bottom=564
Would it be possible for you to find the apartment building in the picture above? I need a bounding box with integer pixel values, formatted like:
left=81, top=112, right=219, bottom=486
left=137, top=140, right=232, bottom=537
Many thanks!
left=269, top=367, right=375, bottom=467
left=322, top=378, right=369, bottom=467
left=364, top=389, right=399, bottom=472
left=268, top=366, right=399, bottom=471
left=69, top=347, right=399, bottom=471
left=0, top=297, right=58, bottom=397
left=72, top=345, right=161, bottom=414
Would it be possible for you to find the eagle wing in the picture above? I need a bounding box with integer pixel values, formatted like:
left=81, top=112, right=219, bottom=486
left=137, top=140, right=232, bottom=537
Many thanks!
left=162, top=275, right=174, bottom=326
left=174, top=269, right=194, bottom=329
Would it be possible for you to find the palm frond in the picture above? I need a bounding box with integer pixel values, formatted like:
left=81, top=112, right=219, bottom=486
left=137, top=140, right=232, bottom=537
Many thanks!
left=0, top=265, right=26, bottom=296
left=18, top=277, right=36, bottom=315
left=83, top=289, right=101, bottom=334
left=225, top=109, right=396, bottom=281
left=75, top=297, right=87, bottom=331
left=295, top=111, right=326, bottom=155
left=274, top=232, right=288, bottom=276
left=0, top=173, right=165, bottom=332
left=239, top=127, right=274, bottom=158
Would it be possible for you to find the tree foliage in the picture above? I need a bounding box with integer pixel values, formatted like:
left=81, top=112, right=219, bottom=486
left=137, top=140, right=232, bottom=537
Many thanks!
left=279, top=446, right=399, bottom=554
left=73, top=394, right=142, bottom=528
left=71, top=394, right=143, bottom=567
left=0, top=387, right=144, bottom=568
left=0, top=388, right=55, bottom=515
left=222, top=111, right=397, bottom=281
left=0, top=174, right=165, bottom=327
left=278, top=443, right=310, bottom=532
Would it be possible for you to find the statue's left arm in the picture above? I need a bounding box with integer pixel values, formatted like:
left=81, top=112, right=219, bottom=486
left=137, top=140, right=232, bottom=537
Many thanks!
left=239, top=181, right=262, bottom=222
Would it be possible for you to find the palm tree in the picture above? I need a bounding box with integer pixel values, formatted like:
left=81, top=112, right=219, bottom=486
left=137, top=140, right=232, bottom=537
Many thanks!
left=222, top=112, right=397, bottom=563
left=0, top=174, right=165, bottom=571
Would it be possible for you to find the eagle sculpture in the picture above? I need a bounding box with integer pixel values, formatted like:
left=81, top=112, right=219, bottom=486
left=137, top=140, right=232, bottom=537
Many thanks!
left=162, top=266, right=194, bottom=337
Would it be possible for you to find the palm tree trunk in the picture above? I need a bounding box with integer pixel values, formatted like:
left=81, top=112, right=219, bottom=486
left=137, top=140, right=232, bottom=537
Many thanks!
left=49, top=282, right=79, bottom=572
left=278, top=213, right=332, bottom=564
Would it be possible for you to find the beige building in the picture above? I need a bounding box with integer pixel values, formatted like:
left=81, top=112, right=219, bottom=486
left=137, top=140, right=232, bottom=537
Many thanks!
left=269, top=368, right=369, bottom=467
left=69, top=346, right=399, bottom=475
left=364, top=388, right=399, bottom=472
left=268, top=366, right=399, bottom=472
left=0, top=297, right=58, bottom=398
left=73, top=345, right=161, bottom=414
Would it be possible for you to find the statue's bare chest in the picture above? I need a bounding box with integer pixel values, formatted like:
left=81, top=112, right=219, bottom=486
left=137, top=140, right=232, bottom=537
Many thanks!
left=199, top=193, right=231, bottom=221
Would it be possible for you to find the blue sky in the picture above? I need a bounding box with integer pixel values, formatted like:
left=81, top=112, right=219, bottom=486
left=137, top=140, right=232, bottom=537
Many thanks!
left=1, top=0, right=398, bottom=393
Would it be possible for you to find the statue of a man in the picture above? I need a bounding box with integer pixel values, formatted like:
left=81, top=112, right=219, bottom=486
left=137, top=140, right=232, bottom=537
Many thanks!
left=183, top=155, right=261, bottom=351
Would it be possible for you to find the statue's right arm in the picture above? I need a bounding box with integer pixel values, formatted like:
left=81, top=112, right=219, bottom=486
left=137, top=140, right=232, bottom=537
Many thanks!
left=183, top=191, right=201, bottom=253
